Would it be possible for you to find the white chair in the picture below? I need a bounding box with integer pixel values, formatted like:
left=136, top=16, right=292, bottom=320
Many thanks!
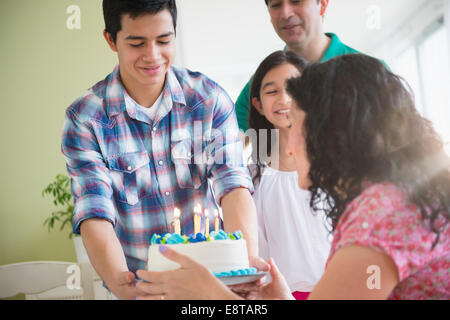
left=0, top=261, right=111, bottom=300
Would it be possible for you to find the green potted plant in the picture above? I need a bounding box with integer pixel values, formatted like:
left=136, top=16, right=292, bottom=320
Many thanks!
left=42, top=174, right=73, bottom=238
left=42, top=174, right=88, bottom=262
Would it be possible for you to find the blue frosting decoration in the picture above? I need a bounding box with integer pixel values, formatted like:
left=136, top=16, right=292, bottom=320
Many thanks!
left=214, top=267, right=258, bottom=278
left=150, top=229, right=244, bottom=244
left=165, top=233, right=184, bottom=244
left=209, top=230, right=228, bottom=240
left=196, top=233, right=206, bottom=242
left=233, top=231, right=243, bottom=240
left=188, top=233, right=198, bottom=243
left=150, top=234, right=159, bottom=244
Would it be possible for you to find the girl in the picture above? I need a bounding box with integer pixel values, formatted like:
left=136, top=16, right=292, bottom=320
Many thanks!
left=134, top=53, right=449, bottom=300
left=247, top=50, right=331, bottom=300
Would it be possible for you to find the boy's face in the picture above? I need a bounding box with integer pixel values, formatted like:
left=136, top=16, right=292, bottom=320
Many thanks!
left=267, top=0, right=324, bottom=49
left=104, top=9, right=175, bottom=91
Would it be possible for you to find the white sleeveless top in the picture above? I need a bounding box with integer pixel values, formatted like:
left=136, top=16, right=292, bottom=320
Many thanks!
left=252, top=165, right=332, bottom=292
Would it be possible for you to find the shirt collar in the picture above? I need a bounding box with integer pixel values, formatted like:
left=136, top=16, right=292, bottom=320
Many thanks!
left=166, top=66, right=186, bottom=107
left=105, top=66, right=186, bottom=119
left=320, top=33, right=344, bottom=62
left=105, top=65, right=126, bottom=118
left=282, top=33, right=344, bottom=62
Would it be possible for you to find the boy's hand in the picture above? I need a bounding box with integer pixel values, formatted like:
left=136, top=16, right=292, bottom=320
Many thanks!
left=108, top=271, right=148, bottom=300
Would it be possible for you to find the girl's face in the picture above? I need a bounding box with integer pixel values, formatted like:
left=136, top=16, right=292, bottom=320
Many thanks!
left=286, top=103, right=311, bottom=189
left=253, top=63, right=301, bottom=129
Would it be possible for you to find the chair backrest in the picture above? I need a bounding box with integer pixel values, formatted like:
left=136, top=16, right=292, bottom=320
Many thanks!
left=0, top=261, right=98, bottom=299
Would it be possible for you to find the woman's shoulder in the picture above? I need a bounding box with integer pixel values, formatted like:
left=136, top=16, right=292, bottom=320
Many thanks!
left=333, top=181, right=449, bottom=257
left=345, top=182, right=408, bottom=217
left=331, top=182, right=449, bottom=284
left=358, top=182, right=406, bottom=201
left=335, top=182, right=416, bottom=239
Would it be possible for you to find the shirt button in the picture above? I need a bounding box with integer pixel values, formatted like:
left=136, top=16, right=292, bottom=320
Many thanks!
left=165, top=191, right=170, bottom=196
left=158, top=160, right=164, bottom=166
left=362, top=222, right=369, bottom=229
left=127, top=166, right=132, bottom=171
left=187, top=152, right=192, bottom=157
left=152, top=127, right=157, bottom=132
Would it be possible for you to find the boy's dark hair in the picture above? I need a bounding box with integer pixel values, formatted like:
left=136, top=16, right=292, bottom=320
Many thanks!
left=248, top=50, right=308, bottom=185
left=103, top=0, right=177, bottom=43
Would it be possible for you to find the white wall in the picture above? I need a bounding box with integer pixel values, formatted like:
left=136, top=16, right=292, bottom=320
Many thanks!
left=175, top=0, right=284, bottom=100
left=325, top=0, right=428, bottom=56
left=174, top=0, right=433, bottom=101
left=446, top=0, right=450, bottom=69
left=369, top=0, right=445, bottom=61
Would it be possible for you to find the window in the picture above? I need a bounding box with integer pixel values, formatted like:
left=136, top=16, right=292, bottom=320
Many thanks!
left=393, top=17, right=450, bottom=155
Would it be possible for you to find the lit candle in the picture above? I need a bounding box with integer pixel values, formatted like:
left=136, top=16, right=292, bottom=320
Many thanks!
left=214, top=209, right=219, bottom=233
left=174, top=208, right=181, bottom=235
left=194, top=204, right=201, bottom=235
left=204, top=209, right=210, bottom=237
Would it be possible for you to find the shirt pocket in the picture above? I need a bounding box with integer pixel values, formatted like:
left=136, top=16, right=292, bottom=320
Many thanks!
left=106, top=151, right=152, bottom=205
left=171, top=138, right=206, bottom=189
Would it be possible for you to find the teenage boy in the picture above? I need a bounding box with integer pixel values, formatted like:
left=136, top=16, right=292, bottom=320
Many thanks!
left=235, top=0, right=360, bottom=132
left=62, top=0, right=264, bottom=300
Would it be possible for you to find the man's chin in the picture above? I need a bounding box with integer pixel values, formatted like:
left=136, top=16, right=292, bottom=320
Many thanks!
left=286, top=36, right=305, bottom=46
left=279, top=32, right=305, bottom=48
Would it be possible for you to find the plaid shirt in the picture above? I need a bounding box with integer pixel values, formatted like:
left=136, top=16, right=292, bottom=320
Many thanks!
left=62, top=65, right=254, bottom=272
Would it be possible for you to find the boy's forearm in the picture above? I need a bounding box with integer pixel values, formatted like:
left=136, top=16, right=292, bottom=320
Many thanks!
left=220, top=188, right=259, bottom=257
left=79, top=218, right=128, bottom=287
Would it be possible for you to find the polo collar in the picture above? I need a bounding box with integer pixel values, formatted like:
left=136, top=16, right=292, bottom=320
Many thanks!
left=320, top=33, right=344, bottom=62
left=282, top=33, right=343, bottom=62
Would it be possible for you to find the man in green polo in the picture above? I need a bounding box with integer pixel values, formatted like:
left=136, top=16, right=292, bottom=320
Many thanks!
left=235, top=0, right=360, bottom=132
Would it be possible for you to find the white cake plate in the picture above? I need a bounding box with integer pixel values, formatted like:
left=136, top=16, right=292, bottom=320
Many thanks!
left=217, top=272, right=268, bottom=286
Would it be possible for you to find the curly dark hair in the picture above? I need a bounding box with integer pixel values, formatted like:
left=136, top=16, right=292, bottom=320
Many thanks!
left=248, top=50, right=308, bottom=185
left=286, top=53, right=450, bottom=248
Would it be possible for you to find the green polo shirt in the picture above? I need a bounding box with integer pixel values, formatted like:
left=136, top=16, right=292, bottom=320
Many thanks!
left=235, top=33, right=360, bottom=132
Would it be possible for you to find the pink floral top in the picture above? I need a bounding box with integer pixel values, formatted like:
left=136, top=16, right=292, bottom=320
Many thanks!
left=326, top=182, right=450, bottom=300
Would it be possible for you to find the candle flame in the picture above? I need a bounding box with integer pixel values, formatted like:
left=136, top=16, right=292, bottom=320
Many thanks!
left=214, top=209, right=219, bottom=217
left=174, top=208, right=180, bottom=218
left=204, top=209, right=209, bottom=218
left=194, top=204, right=202, bottom=214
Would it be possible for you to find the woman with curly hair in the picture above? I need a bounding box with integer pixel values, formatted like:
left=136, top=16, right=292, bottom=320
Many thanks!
left=276, top=53, right=450, bottom=299
left=135, top=53, right=449, bottom=300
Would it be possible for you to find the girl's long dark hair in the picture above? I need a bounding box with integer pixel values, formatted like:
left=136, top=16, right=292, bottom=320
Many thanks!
left=286, top=53, right=450, bottom=248
left=248, top=50, right=308, bottom=185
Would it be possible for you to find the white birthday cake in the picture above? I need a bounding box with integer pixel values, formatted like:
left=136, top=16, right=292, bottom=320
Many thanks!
left=147, top=230, right=257, bottom=277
